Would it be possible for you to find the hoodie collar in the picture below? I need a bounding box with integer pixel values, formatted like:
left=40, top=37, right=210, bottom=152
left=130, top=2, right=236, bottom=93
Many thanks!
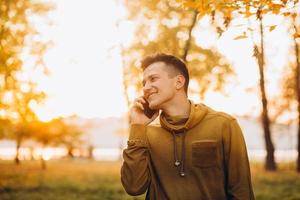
left=160, top=101, right=208, bottom=132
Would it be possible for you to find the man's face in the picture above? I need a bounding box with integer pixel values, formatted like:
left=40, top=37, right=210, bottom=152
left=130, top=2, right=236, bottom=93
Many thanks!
left=142, top=62, right=177, bottom=109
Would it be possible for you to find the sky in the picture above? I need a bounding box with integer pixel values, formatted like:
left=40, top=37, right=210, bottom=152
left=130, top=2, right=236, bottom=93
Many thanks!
left=193, top=13, right=293, bottom=118
left=29, top=0, right=296, bottom=121
left=30, top=0, right=131, bottom=121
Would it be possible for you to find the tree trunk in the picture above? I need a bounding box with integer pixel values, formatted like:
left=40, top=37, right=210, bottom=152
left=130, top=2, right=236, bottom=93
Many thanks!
left=182, top=10, right=198, bottom=62
left=41, top=145, right=46, bottom=170
left=293, top=22, right=300, bottom=172
left=68, top=146, right=74, bottom=158
left=30, top=147, right=35, bottom=160
left=15, top=137, right=21, bottom=165
left=88, top=145, right=94, bottom=160
left=41, top=156, right=46, bottom=170
left=257, top=15, right=276, bottom=171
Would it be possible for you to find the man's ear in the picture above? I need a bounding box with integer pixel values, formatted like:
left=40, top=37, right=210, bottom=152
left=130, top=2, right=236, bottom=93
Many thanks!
left=175, top=75, right=185, bottom=90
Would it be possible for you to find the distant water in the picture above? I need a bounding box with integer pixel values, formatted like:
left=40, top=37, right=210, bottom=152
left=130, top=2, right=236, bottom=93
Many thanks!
left=0, top=147, right=121, bottom=161
left=0, top=147, right=297, bottom=162
left=0, top=116, right=298, bottom=162
left=247, top=149, right=297, bottom=162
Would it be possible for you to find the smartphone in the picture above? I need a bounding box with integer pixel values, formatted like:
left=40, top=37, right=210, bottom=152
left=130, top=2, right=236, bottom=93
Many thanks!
left=142, top=100, right=156, bottom=118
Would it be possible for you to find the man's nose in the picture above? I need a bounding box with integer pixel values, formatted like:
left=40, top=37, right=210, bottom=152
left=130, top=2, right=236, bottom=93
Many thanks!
left=143, top=82, right=151, bottom=94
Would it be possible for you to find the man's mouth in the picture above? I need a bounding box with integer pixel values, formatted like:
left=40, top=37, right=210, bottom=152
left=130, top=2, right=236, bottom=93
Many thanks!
left=147, top=92, right=157, bottom=100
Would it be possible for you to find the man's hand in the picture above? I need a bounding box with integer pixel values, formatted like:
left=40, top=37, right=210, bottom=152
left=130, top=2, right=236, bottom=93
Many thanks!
left=129, top=96, right=159, bottom=125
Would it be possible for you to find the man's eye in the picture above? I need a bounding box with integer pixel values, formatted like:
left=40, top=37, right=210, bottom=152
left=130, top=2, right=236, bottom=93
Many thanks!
left=150, top=77, right=157, bottom=81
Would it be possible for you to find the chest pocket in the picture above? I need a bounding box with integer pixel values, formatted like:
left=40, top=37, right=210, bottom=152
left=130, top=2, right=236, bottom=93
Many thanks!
left=192, top=140, right=218, bottom=168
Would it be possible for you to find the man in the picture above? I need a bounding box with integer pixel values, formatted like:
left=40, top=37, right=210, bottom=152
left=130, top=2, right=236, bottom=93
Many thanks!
left=121, top=53, right=255, bottom=200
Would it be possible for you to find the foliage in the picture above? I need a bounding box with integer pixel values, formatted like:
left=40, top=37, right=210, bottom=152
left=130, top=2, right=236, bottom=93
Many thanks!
left=0, top=1, right=54, bottom=155
left=178, top=0, right=300, bottom=37
left=175, top=0, right=300, bottom=171
left=30, top=118, right=84, bottom=150
left=30, top=119, right=61, bottom=147
left=5, top=83, right=46, bottom=158
left=267, top=12, right=300, bottom=124
left=0, top=0, right=53, bottom=90
left=0, top=118, right=12, bottom=139
left=178, top=0, right=299, bottom=21
left=56, top=120, right=85, bottom=157
left=0, top=0, right=53, bottom=119
left=121, top=0, right=234, bottom=101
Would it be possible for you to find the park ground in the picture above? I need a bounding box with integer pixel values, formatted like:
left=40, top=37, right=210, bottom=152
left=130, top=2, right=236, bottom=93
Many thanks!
left=0, top=160, right=300, bottom=200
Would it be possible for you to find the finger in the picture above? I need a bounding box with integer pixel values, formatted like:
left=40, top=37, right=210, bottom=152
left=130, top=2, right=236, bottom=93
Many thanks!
left=137, top=97, right=146, bottom=104
left=133, top=97, right=146, bottom=104
left=135, top=101, right=144, bottom=111
left=140, top=96, right=146, bottom=104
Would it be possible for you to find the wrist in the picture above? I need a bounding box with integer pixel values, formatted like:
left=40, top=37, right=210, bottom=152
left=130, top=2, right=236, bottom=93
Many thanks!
left=129, top=124, right=148, bottom=145
left=129, top=118, right=150, bottom=125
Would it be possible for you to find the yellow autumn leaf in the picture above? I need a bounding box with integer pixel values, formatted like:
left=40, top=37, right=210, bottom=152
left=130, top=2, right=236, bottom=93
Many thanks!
left=183, top=1, right=198, bottom=9
left=233, top=34, right=248, bottom=40
left=270, top=4, right=283, bottom=15
left=294, top=33, right=300, bottom=38
left=196, top=12, right=206, bottom=21
left=244, top=11, right=254, bottom=17
left=269, top=25, right=276, bottom=32
left=245, top=5, right=252, bottom=17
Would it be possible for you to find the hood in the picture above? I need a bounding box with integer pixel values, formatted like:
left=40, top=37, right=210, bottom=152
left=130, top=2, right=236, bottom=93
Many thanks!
left=160, top=101, right=208, bottom=132
left=159, top=101, right=208, bottom=177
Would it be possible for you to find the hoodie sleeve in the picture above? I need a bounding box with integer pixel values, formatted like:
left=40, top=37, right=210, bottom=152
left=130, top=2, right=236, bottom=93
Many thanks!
left=222, top=119, right=255, bottom=200
left=121, top=124, right=151, bottom=196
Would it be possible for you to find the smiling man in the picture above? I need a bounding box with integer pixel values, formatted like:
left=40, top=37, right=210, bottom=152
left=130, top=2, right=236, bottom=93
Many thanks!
left=121, top=53, right=255, bottom=200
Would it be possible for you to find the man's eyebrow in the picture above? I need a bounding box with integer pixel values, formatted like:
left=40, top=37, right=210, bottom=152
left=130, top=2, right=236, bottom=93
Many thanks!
left=142, top=74, right=158, bottom=86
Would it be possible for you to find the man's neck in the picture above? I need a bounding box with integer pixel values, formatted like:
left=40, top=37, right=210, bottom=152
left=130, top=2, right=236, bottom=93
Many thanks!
left=161, top=96, right=191, bottom=118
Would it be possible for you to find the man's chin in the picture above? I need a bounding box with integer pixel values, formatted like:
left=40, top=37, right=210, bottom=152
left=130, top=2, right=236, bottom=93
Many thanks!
left=149, top=102, right=159, bottom=110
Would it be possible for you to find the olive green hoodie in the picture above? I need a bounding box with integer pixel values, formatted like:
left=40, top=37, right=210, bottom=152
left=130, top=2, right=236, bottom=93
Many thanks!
left=121, top=102, right=255, bottom=200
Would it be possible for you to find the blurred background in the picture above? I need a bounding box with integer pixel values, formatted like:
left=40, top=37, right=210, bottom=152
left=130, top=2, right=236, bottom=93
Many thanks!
left=0, top=0, right=300, bottom=199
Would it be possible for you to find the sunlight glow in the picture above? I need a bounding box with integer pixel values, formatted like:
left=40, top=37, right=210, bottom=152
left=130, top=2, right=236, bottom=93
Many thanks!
left=26, top=0, right=297, bottom=120
left=0, top=147, right=121, bottom=161
left=31, top=0, right=131, bottom=120
left=0, top=147, right=297, bottom=162
left=42, top=149, right=52, bottom=161
left=194, top=14, right=293, bottom=117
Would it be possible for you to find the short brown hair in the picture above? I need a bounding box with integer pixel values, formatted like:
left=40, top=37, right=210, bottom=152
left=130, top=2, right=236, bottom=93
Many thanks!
left=141, top=53, right=189, bottom=93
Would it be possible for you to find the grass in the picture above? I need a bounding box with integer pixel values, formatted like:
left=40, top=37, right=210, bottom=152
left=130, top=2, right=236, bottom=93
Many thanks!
left=0, top=159, right=300, bottom=200
left=251, top=162, right=300, bottom=200
left=0, top=159, right=144, bottom=200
